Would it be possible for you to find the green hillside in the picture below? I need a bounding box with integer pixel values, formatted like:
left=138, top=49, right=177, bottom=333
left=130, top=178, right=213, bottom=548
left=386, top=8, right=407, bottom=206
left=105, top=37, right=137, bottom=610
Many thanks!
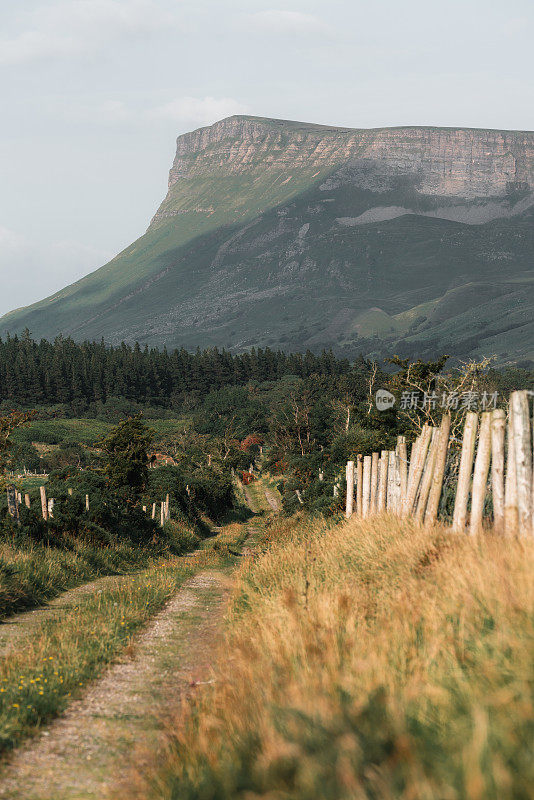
left=2, top=115, right=533, bottom=364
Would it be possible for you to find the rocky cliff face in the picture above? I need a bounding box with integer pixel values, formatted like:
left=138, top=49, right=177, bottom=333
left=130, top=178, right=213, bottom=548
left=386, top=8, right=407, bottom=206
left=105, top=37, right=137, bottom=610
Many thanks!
left=3, top=116, right=534, bottom=365
left=151, top=116, right=534, bottom=229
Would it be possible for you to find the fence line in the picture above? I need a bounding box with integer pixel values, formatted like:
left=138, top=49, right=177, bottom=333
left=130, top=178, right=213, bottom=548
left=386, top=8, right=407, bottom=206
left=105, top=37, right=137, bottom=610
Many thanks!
left=345, top=391, right=534, bottom=536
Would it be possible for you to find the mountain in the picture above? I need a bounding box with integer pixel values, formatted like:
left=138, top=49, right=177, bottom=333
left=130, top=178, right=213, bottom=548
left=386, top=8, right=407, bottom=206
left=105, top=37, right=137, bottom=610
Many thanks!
left=3, top=115, right=534, bottom=364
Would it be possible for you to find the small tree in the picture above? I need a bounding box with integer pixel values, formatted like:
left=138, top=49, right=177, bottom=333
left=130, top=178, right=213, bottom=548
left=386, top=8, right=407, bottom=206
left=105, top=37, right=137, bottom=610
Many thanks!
left=0, top=410, right=36, bottom=478
left=98, top=416, right=154, bottom=498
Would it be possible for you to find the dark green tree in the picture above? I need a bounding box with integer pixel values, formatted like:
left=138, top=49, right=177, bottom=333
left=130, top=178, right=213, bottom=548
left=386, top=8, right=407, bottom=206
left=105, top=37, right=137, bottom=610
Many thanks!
left=99, top=416, right=154, bottom=497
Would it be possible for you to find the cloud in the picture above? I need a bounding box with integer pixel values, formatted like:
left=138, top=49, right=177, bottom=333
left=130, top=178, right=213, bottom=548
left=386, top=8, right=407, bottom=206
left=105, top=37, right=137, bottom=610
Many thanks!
left=0, top=225, right=111, bottom=315
left=150, top=96, right=249, bottom=126
left=0, top=0, right=175, bottom=66
left=242, top=9, right=330, bottom=35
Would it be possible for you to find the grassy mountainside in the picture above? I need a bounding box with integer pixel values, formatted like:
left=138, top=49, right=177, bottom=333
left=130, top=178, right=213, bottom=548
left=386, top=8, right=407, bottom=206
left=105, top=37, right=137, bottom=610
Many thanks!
left=2, top=116, right=533, bottom=363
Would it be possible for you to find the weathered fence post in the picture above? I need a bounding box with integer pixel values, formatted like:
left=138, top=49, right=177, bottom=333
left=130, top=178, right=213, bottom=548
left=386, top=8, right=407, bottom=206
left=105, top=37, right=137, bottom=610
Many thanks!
left=85, top=494, right=90, bottom=511
left=377, top=450, right=388, bottom=512
left=362, top=456, right=372, bottom=517
left=415, top=428, right=439, bottom=521
left=425, top=413, right=451, bottom=524
left=160, top=502, right=165, bottom=527
left=40, top=485, right=48, bottom=521
left=504, top=402, right=518, bottom=537
left=452, top=412, right=478, bottom=532
left=151, top=502, right=156, bottom=520
left=490, top=409, right=506, bottom=534
left=404, top=436, right=420, bottom=513
left=370, top=452, right=379, bottom=513
left=469, top=412, right=492, bottom=536
left=511, top=391, right=532, bottom=537
left=386, top=450, right=396, bottom=513
left=405, top=425, right=432, bottom=515
left=345, top=460, right=354, bottom=519
left=356, top=455, right=363, bottom=516
left=398, top=439, right=408, bottom=510
left=165, top=493, right=170, bottom=521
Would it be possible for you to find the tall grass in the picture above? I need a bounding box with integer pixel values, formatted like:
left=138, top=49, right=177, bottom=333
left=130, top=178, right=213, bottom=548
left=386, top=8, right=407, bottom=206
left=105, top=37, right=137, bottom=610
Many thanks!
left=126, top=514, right=534, bottom=800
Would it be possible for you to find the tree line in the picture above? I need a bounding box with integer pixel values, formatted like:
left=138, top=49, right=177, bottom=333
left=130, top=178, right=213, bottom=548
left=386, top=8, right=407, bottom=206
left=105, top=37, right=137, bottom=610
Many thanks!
left=0, top=331, right=351, bottom=407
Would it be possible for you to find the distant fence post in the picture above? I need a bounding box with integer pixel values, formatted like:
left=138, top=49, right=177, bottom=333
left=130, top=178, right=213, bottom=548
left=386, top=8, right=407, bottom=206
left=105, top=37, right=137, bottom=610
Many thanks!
left=40, top=485, right=48, bottom=521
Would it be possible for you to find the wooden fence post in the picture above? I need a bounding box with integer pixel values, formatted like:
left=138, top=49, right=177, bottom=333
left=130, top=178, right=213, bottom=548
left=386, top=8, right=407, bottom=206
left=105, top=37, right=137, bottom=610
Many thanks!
left=387, top=451, right=396, bottom=513
left=504, top=403, right=518, bottom=537
left=452, top=412, right=478, bottom=532
left=362, top=456, right=372, bottom=517
left=405, top=425, right=432, bottom=515
left=469, top=412, right=492, bottom=536
left=85, top=494, right=90, bottom=511
left=24, top=493, right=31, bottom=509
left=398, top=439, right=408, bottom=510
left=490, top=409, right=506, bottom=534
left=165, top=493, right=170, bottom=521
left=404, top=436, right=420, bottom=513
left=377, top=450, right=388, bottom=512
left=160, top=502, right=165, bottom=527
left=356, top=455, right=363, bottom=516
left=151, top=502, right=156, bottom=520
left=425, top=414, right=451, bottom=524
left=415, top=428, right=439, bottom=521
left=370, top=452, right=379, bottom=513
left=511, top=391, right=532, bottom=537
left=345, top=460, right=355, bottom=519
left=40, top=485, right=48, bottom=521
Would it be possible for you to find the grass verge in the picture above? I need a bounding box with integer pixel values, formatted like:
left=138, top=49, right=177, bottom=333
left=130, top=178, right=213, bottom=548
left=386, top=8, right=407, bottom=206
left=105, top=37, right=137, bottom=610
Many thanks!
left=0, top=521, right=248, bottom=754
left=122, top=513, right=534, bottom=800
left=0, top=536, right=179, bottom=620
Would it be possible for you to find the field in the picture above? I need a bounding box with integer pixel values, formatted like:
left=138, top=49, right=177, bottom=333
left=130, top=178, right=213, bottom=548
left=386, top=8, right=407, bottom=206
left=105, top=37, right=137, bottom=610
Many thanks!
left=121, top=512, right=534, bottom=800
left=12, top=417, right=189, bottom=448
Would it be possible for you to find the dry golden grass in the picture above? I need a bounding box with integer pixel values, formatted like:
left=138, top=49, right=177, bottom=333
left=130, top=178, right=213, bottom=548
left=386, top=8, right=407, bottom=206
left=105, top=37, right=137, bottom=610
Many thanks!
left=121, top=514, right=534, bottom=800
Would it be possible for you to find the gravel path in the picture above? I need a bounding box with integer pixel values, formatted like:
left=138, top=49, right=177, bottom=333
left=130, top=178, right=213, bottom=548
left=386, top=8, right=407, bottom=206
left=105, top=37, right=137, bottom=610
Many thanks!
left=0, top=569, right=230, bottom=800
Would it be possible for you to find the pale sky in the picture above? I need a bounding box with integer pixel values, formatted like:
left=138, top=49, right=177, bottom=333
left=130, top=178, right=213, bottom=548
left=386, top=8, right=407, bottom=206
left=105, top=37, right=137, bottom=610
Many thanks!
left=0, top=0, right=532, bottom=316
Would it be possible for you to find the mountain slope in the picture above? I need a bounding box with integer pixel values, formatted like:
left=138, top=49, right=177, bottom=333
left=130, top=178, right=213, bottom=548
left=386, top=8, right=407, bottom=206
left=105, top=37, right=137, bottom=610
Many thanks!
left=3, top=115, right=534, bottom=363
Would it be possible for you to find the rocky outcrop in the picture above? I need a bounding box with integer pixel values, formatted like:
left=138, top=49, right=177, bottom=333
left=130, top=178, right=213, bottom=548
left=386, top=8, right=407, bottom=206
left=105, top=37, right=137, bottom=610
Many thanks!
left=151, top=116, right=534, bottom=228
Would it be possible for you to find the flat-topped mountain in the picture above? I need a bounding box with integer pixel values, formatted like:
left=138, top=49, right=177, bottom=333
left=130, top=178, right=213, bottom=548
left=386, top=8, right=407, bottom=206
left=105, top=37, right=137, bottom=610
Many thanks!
left=3, top=115, right=534, bottom=363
